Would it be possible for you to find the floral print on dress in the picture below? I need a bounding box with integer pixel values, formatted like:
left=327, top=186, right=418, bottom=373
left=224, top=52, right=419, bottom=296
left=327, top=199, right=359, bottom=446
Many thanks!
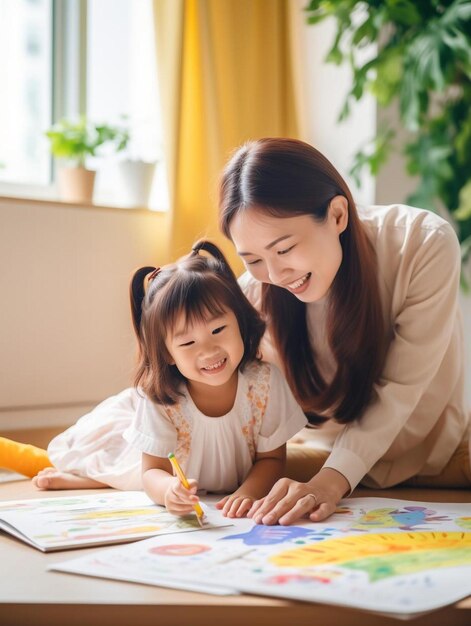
left=242, top=361, right=271, bottom=459
left=164, top=362, right=271, bottom=469
left=165, top=401, right=192, bottom=468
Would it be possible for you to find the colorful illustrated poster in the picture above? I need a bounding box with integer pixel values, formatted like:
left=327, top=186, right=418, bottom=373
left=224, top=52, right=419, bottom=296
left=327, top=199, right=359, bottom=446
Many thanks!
left=0, top=491, right=230, bottom=551
left=51, top=497, right=471, bottom=616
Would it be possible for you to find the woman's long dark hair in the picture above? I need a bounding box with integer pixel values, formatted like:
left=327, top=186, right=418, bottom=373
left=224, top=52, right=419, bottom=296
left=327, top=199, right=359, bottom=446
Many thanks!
left=219, top=138, right=385, bottom=424
left=129, top=240, right=266, bottom=405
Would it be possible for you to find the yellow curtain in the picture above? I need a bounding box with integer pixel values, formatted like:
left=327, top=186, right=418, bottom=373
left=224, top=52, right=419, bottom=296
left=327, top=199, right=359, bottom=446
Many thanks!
left=153, top=0, right=299, bottom=269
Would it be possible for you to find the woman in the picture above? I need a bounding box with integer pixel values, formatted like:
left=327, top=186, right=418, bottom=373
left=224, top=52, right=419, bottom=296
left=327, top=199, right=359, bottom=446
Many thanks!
left=219, top=137, right=470, bottom=525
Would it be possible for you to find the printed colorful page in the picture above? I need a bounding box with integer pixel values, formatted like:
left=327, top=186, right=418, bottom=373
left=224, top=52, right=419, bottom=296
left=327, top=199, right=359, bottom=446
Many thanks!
left=0, top=491, right=231, bottom=552
left=50, top=497, right=471, bottom=616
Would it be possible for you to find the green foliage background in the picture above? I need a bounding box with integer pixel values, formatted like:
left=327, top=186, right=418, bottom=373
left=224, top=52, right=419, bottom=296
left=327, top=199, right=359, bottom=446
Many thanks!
left=305, top=0, right=471, bottom=268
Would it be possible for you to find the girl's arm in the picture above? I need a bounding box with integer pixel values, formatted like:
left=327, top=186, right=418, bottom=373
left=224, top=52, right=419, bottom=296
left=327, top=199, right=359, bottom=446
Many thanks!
left=216, top=445, right=286, bottom=517
left=142, top=453, right=201, bottom=516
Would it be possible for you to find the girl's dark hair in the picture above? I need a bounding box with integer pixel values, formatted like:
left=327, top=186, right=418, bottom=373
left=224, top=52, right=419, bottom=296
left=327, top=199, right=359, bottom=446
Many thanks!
left=130, top=240, right=266, bottom=405
left=219, top=137, right=385, bottom=425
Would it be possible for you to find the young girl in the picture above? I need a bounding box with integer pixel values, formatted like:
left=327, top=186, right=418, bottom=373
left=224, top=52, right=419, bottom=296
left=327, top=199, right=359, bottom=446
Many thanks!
left=2, top=241, right=307, bottom=519
left=218, top=137, right=471, bottom=525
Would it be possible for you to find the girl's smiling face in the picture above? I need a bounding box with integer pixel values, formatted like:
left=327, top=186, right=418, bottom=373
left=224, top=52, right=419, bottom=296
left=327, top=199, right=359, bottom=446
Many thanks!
left=165, top=308, right=245, bottom=392
left=229, top=199, right=348, bottom=303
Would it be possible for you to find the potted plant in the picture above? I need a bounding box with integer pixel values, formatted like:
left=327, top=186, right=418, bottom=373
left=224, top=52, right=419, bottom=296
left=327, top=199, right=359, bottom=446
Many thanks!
left=45, top=118, right=129, bottom=204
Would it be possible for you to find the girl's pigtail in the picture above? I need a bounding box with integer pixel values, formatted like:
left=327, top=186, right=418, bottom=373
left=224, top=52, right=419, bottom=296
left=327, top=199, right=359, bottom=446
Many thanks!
left=192, top=240, right=237, bottom=282
left=129, top=266, right=156, bottom=338
left=192, top=239, right=225, bottom=260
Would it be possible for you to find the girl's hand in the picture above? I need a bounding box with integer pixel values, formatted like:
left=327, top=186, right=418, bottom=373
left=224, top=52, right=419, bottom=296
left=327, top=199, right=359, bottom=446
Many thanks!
left=247, top=469, right=350, bottom=525
left=215, top=493, right=255, bottom=518
left=164, top=477, right=200, bottom=516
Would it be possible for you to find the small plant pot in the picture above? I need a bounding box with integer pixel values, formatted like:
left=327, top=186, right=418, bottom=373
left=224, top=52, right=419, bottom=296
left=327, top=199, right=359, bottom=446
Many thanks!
left=116, top=160, right=156, bottom=208
left=57, top=166, right=96, bottom=204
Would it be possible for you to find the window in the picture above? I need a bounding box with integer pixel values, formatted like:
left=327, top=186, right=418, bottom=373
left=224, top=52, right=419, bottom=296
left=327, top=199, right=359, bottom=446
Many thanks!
left=0, top=0, right=53, bottom=186
left=0, top=0, right=167, bottom=209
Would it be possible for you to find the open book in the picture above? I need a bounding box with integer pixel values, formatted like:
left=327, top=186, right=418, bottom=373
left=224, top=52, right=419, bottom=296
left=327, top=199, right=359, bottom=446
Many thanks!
left=0, top=490, right=229, bottom=552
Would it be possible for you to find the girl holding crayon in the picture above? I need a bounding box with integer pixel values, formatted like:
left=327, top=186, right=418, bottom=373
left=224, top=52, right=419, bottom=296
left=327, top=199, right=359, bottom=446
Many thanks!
left=1, top=241, right=307, bottom=519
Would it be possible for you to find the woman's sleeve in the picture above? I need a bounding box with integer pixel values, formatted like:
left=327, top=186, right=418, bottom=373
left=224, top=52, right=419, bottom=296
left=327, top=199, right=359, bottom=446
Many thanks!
left=324, top=222, right=462, bottom=491
left=257, top=365, right=308, bottom=452
left=123, top=395, right=177, bottom=458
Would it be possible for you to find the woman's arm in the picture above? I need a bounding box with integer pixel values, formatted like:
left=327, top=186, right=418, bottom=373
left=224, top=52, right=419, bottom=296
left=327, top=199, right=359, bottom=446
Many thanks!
left=142, top=453, right=201, bottom=515
left=216, top=445, right=286, bottom=517
left=324, top=221, right=462, bottom=490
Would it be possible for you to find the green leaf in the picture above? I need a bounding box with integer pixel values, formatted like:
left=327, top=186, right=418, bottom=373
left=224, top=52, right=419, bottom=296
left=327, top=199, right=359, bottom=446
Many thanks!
left=352, top=17, right=377, bottom=47
left=369, top=49, right=403, bottom=106
left=399, top=70, right=421, bottom=131
left=338, top=97, right=351, bottom=122
left=454, top=180, right=471, bottom=221
left=386, top=0, right=422, bottom=26
left=455, top=114, right=471, bottom=164
left=325, top=40, right=344, bottom=65
left=45, top=117, right=129, bottom=165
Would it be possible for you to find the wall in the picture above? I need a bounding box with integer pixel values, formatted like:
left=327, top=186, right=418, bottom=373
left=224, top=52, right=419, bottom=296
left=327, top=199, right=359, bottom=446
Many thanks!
left=0, top=198, right=170, bottom=429
left=291, top=0, right=376, bottom=206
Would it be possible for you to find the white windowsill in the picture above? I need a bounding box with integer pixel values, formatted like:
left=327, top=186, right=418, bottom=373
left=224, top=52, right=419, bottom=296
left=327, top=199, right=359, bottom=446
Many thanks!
left=0, top=192, right=166, bottom=214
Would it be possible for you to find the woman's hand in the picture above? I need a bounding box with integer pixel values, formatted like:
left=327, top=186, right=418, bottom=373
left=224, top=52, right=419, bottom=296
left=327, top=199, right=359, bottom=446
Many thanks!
left=247, top=468, right=350, bottom=525
left=215, top=493, right=254, bottom=518
left=164, top=477, right=200, bottom=516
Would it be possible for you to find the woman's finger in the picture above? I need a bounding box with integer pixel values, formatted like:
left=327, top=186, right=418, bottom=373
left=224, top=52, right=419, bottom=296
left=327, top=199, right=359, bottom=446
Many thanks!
left=250, top=479, right=293, bottom=521
left=309, top=501, right=336, bottom=522
left=277, top=493, right=319, bottom=526
left=253, top=482, right=307, bottom=524
left=256, top=494, right=300, bottom=525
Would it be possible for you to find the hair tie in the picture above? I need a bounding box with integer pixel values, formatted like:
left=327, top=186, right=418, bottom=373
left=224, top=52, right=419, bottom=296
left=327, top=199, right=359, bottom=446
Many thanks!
left=148, top=267, right=161, bottom=281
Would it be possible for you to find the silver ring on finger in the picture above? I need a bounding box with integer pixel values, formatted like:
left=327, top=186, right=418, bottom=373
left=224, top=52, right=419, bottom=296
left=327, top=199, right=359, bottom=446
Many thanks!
left=302, top=493, right=318, bottom=511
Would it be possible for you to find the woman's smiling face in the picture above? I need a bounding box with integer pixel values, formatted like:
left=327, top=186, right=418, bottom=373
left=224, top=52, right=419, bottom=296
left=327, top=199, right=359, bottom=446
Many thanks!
left=229, top=198, right=348, bottom=303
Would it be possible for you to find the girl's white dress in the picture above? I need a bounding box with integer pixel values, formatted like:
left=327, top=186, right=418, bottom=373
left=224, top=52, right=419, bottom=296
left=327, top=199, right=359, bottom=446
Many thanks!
left=48, top=361, right=307, bottom=492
